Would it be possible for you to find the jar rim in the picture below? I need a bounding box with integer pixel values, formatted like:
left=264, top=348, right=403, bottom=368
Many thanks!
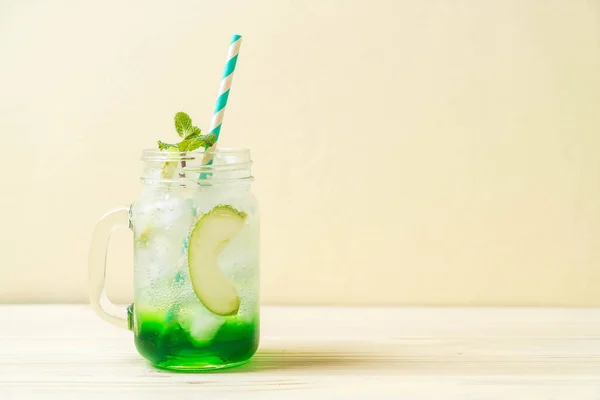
left=141, top=147, right=250, bottom=162
left=140, top=147, right=252, bottom=185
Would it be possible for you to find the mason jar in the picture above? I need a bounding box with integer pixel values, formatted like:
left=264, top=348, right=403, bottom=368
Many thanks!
left=89, top=148, right=260, bottom=371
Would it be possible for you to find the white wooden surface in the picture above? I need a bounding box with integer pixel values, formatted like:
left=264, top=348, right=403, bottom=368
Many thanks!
left=1, top=306, right=600, bottom=399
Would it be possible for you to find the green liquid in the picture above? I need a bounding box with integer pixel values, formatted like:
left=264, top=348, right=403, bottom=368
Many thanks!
left=133, top=311, right=259, bottom=371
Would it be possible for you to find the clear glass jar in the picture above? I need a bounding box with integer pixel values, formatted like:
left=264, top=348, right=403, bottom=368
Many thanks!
left=89, top=148, right=259, bottom=371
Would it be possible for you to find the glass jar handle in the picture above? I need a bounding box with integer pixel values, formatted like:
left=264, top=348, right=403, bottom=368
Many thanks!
left=88, top=206, right=131, bottom=329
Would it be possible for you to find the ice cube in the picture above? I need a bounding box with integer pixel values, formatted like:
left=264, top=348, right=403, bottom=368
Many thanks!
left=177, top=302, right=225, bottom=343
left=132, top=195, right=194, bottom=277
left=134, top=195, right=194, bottom=234
left=217, top=216, right=259, bottom=282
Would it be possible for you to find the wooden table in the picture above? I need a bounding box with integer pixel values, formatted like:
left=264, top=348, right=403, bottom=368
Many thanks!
left=1, top=305, right=599, bottom=399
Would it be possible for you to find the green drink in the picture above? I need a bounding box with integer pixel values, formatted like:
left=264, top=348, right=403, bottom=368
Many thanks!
left=131, top=147, right=260, bottom=371
left=133, top=310, right=259, bottom=370
left=90, top=144, right=260, bottom=371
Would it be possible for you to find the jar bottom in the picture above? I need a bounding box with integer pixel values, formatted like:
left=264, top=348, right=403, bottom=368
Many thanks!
left=134, top=318, right=260, bottom=372
left=153, top=357, right=251, bottom=372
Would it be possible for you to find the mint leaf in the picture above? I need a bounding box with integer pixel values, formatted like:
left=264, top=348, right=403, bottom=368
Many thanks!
left=177, top=133, right=217, bottom=152
left=174, top=112, right=193, bottom=138
left=158, top=140, right=178, bottom=150
left=185, top=126, right=201, bottom=139
left=178, top=139, right=204, bottom=152
left=178, top=139, right=203, bottom=152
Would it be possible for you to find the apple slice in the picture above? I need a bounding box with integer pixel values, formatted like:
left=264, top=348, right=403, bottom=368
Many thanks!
left=187, top=205, right=247, bottom=316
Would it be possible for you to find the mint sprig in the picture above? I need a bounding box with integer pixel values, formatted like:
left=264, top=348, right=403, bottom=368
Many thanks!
left=157, top=112, right=217, bottom=179
left=157, top=112, right=216, bottom=152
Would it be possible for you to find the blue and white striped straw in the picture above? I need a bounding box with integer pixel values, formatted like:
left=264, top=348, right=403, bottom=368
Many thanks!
left=203, top=34, right=242, bottom=160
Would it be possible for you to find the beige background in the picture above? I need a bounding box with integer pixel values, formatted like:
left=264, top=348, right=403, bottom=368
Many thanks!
left=1, top=0, right=599, bottom=305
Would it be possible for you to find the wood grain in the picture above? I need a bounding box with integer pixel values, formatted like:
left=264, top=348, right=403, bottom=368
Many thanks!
left=1, top=305, right=599, bottom=399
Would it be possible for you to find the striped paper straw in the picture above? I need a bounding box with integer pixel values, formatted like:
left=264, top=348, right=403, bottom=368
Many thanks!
left=202, top=34, right=242, bottom=165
